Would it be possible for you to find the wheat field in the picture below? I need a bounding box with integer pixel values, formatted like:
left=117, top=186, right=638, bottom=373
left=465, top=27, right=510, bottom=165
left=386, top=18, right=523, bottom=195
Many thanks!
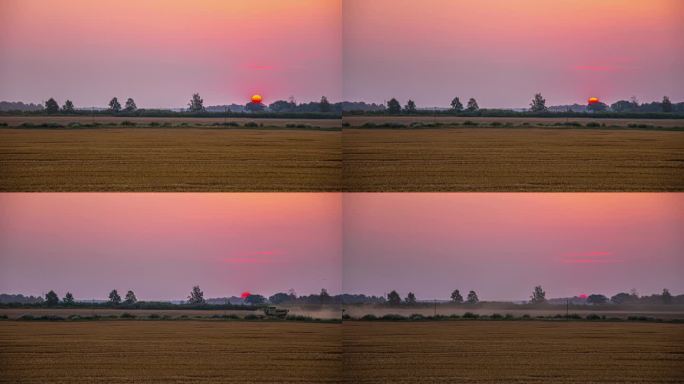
left=0, top=321, right=342, bottom=383
left=343, top=321, right=684, bottom=383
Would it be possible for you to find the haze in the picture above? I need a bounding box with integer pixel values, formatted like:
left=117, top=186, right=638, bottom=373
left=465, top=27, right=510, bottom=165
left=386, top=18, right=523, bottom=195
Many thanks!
left=343, top=0, right=684, bottom=107
left=343, top=193, right=683, bottom=301
left=0, top=193, right=342, bottom=300
left=0, top=0, right=342, bottom=107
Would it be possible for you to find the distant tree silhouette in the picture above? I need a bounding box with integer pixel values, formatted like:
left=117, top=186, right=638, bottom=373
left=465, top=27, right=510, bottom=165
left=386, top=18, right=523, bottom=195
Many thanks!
left=450, top=97, right=463, bottom=112
left=63, top=292, right=75, bottom=305
left=530, top=285, right=546, bottom=304
left=269, top=292, right=292, bottom=304
left=450, top=289, right=463, bottom=304
left=466, top=290, right=479, bottom=304
left=61, top=100, right=75, bottom=113
left=611, top=292, right=636, bottom=304
left=404, top=100, right=416, bottom=114
left=587, top=101, right=608, bottom=112
left=108, top=97, right=121, bottom=113
left=466, top=98, right=479, bottom=112
left=662, top=96, right=673, bottom=113
left=319, top=288, right=332, bottom=304
left=529, top=93, right=547, bottom=112
left=188, top=93, right=205, bottom=112
left=187, top=285, right=205, bottom=304
left=387, top=98, right=401, bottom=114
left=405, top=292, right=417, bottom=305
left=45, top=290, right=59, bottom=306
left=108, top=289, right=121, bottom=305
left=387, top=290, right=401, bottom=305
left=269, top=100, right=297, bottom=113
left=124, top=290, right=137, bottom=305
left=586, top=294, right=608, bottom=305
left=45, top=98, right=59, bottom=114
left=124, top=98, right=137, bottom=112
left=319, top=96, right=331, bottom=113
left=662, top=288, right=672, bottom=304
left=245, top=294, right=266, bottom=305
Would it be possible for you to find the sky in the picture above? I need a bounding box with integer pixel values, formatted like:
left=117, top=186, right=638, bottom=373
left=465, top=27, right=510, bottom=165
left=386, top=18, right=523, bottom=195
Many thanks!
left=0, top=193, right=342, bottom=301
left=0, top=0, right=342, bottom=108
left=2, top=1, right=681, bottom=109
left=343, top=0, right=684, bottom=108
left=343, top=193, right=684, bottom=301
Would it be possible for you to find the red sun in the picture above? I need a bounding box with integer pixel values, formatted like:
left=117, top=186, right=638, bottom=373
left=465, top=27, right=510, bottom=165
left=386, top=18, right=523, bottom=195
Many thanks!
left=579, top=294, right=588, bottom=299
left=588, top=97, right=600, bottom=104
left=240, top=291, right=251, bottom=299
left=251, top=94, right=263, bottom=104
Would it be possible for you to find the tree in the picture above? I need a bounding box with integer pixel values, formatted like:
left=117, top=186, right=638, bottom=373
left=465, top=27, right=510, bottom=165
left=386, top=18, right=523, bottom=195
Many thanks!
left=611, top=98, right=639, bottom=112
left=404, top=100, right=416, bottom=114
left=610, top=292, right=635, bottom=304
left=245, top=294, right=266, bottom=305
left=108, top=97, right=121, bottom=113
left=450, top=289, right=463, bottom=304
left=320, top=288, right=331, bottom=304
left=45, top=98, right=59, bottom=114
left=63, top=292, right=75, bottom=305
left=466, top=98, right=479, bottom=112
left=269, top=100, right=297, bottom=113
left=124, top=290, right=137, bottom=305
left=269, top=292, right=292, bottom=305
left=405, top=292, right=417, bottom=305
left=187, top=285, right=205, bottom=304
left=387, top=98, right=401, bottom=114
left=662, top=288, right=672, bottom=304
left=62, top=100, right=75, bottom=113
left=319, top=96, right=331, bottom=112
left=662, top=96, right=673, bottom=113
left=245, top=101, right=265, bottom=112
left=586, top=294, right=608, bottom=305
left=108, top=289, right=121, bottom=305
left=188, top=93, right=205, bottom=112
left=450, top=97, right=463, bottom=112
left=45, top=290, right=59, bottom=306
left=387, top=290, right=401, bottom=305
left=530, top=285, right=546, bottom=304
left=529, top=93, right=547, bottom=112
left=466, top=290, right=479, bottom=304
left=124, top=98, right=137, bottom=112
left=587, top=101, right=608, bottom=112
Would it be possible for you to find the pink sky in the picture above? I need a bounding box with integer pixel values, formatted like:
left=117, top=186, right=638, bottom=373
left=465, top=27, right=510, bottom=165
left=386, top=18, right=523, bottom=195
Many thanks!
left=343, top=0, right=684, bottom=107
left=0, top=0, right=342, bottom=107
left=343, top=193, right=684, bottom=301
left=0, top=193, right=342, bottom=300
left=2, top=1, right=681, bottom=108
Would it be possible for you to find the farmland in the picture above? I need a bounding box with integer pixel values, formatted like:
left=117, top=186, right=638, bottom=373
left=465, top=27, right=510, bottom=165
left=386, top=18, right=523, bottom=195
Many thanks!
left=0, top=127, right=341, bottom=191
left=0, top=321, right=342, bottom=383
left=343, top=321, right=684, bottom=383
left=343, top=127, right=684, bottom=191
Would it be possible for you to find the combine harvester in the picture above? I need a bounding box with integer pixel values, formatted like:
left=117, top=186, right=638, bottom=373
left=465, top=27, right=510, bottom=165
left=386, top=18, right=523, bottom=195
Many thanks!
left=263, top=306, right=289, bottom=319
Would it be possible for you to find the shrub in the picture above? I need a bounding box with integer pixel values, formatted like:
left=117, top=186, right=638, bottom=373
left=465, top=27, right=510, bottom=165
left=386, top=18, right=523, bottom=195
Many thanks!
left=463, top=120, right=478, bottom=126
left=342, top=314, right=351, bottom=320
left=585, top=314, right=601, bottom=321
left=381, top=314, right=406, bottom=321
left=490, top=313, right=503, bottom=320
left=148, top=122, right=161, bottom=127
left=19, top=314, right=35, bottom=320
left=462, top=312, right=479, bottom=319
left=521, top=314, right=531, bottom=319
left=120, top=312, right=136, bottom=319
left=120, top=121, right=136, bottom=127
left=360, top=314, right=377, bottom=321
left=244, top=122, right=259, bottom=128
left=0, top=314, right=8, bottom=320
left=0, top=122, right=8, bottom=127
left=244, top=314, right=263, bottom=320
left=585, top=122, right=601, bottom=128
left=409, top=313, right=425, bottom=320
left=148, top=313, right=161, bottom=319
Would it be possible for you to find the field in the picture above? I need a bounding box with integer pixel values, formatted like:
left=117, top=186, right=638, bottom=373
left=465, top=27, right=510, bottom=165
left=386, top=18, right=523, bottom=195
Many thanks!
left=0, top=321, right=342, bottom=383
left=343, top=127, right=684, bottom=191
left=343, top=321, right=684, bottom=383
left=342, top=304, right=684, bottom=321
left=0, top=127, right=341, bottom=191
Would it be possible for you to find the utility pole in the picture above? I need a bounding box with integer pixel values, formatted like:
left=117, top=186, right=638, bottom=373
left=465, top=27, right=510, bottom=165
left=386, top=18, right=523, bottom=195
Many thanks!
left=566, top=298, right=569, bottom=319
left=434, top=299, right=437, bottom=317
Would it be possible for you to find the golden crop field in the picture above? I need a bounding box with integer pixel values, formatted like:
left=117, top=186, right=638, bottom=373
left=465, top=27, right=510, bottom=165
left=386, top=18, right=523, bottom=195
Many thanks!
left=343, top=128, right=684, bottom=191
left=0, top=128, right=341, bottom=191
left=343, top=321, right=684, bottom=383
left=0, top=321, right=342, bottom=383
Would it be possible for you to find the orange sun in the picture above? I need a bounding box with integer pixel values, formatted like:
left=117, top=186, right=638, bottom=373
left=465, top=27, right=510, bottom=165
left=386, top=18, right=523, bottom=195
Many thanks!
left=240, top=291, right=251, bottom=299
left=251, top=94, right=263, bottom=104
left=588, top=97, right=600, bottom=104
